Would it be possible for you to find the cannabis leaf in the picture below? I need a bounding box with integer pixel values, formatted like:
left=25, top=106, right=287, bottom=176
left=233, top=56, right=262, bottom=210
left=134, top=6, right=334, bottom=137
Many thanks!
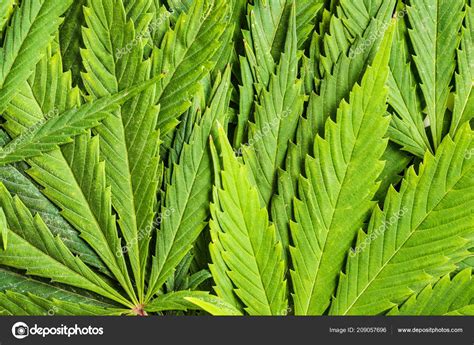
left=209, top=127, right=287, bottom=315
left=0, top=0, right=472, bottom=318
left=331, top=124, right=474, bottom=315
left=291, top=20, right=394, bottom=315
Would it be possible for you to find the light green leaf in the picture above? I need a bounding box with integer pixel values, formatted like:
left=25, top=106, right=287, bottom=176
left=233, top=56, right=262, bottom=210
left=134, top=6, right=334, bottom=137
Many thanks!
left=152, top=0, right=230, bottom=136
left=0, top=0, right=16, bottom=34
left=388, top=22, right=432, bottom=158
left=0, top=0, right=72, bottom=113
left=0, top=184, right=131, bottom=307
left=210, top=126, right=287, bottom=316
left=0, top=291, right=126, bottom=316
left=81, top=0, right=167, bottom=300
left=388, top=269, right=474, bottom=316
left=147, top=67, right=232, bottom=300
left=244, top=4, right=305, bottom=206
left=291, top=22, right=394, bottom=315
left=145, top=291, right=210, bottom=313
left=185, top=294, right=243, bottom=316
left=407, top=0, right=465, bottom=148
left=450, top=3, right=474, bottom=136
left=0, top=77, right=160, bottom=166
left=331, top=124, right=474, bottom=315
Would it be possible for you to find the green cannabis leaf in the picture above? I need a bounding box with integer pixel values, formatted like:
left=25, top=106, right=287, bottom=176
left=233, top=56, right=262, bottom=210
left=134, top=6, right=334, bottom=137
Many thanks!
left=0, top=0, right=472, bottom=316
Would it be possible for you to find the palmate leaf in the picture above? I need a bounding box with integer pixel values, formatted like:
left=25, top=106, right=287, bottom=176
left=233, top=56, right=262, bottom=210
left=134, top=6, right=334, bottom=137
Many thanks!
left=0, top=132, right=106, bottom=272
left=2, top=49, right=137, bottom=301
left=147, top=67, right=232, bottom=300
left=290, top=22, right=394, bottom=315
left=0, top=0, right=72, bottom=113
left=27, top=133, right=138, bottom=304
left=81, top=0, right=163, bottom=301
left=0, top=184, right=131, bottom=307
left=0, top=0, right=471, bottom=318
left=209, top=127, right=287, bottom=316
left=330, top=124, right=474, bottom=315
left=407, top=0, right=465, bottom=148
left=388, top=269, right=474, bottom=316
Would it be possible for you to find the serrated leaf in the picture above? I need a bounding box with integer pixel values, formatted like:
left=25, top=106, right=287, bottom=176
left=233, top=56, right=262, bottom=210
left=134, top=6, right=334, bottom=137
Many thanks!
left=407, top=0, right=465, bottom=148
left=152, top=0, right=230, bottom=136
left=388, top=22, right=432, bottom=158
left=388, top=269, right=474, bottom=315
left=243, top=4, right=304, bottom=207
left=145, top=291, right=210, bottom=313
left=0, top=77, right=160, bottom=165
left=147, top=67, right=232, bottom=300
left=0, top=0, right=72, bottom=113
left=0, top=184, right=131, bottom=307
left=291, top=22, right=394, bottom=315
left=210, top=127, right=287, bottom=316
left=331, top=124, right=474, bottom=315
left=450, top=3, right=474, bottom=136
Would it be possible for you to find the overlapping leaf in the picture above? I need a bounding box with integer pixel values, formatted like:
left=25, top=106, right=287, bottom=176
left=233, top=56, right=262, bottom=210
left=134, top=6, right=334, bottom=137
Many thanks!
left=209, top=127, right=287, bottom=316
left=0, top=0, right=72, bottom=113
left=331, top=124, right=474, bottom=315
left=290, top=22, right=394, bottom=315
left=147, top=67, right=232, bottom=300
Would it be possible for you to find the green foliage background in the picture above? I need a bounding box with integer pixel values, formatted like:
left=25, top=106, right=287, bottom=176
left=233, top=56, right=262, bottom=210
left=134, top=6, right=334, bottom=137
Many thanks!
left=0, top=0, right=472, bottom=316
